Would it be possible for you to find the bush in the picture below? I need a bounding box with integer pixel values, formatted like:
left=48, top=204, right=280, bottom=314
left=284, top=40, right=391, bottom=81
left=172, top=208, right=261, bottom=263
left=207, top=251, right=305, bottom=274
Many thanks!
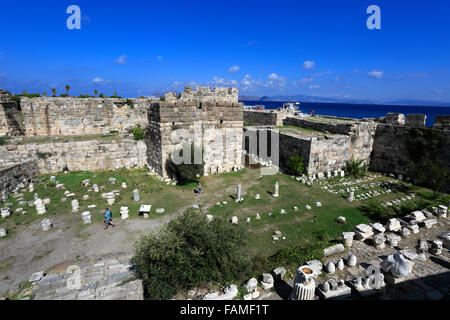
left=132, top=125, right=145, bottom=141
left=267, top=241, right=328, bottom=271
left=0, top=136, right=11, bottom=146
left=166, top=143, right=205, bottom=184
left=287, top=156, right=305, bottom=176
left=344, top=156, right=368, bottom=178
left=126, top=99, right=134, bottom=109
left=131, top=208, right=251, bottom=299
left=359, top=199, right=395, bottom=221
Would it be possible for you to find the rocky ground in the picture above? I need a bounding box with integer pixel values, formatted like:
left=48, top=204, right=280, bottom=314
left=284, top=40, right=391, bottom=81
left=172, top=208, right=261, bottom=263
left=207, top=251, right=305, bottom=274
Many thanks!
left=266, top=214, right=450, bottom=300
left=0, top=209, right=187, bottom=297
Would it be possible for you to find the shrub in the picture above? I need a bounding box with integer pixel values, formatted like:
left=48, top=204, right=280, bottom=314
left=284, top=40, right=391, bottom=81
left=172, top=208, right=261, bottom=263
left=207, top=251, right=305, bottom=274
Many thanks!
left=166, top=143, right=205, bottom=184
left=267, top=241, right=328, bottom=271
left=132, top=125, right=145, bottom=141
left=344, top=156, right=368, bottom=178
left=126, top=99, right=134, bottom=109
left=359, top=199, right=395, bottom=221
left=0, top=136, right=11, bottom=146
left=131, top=208, right=251, bottom=299
left=36, top=152, right=53, bottom=159
left=287, top=156, right=305, bottom=176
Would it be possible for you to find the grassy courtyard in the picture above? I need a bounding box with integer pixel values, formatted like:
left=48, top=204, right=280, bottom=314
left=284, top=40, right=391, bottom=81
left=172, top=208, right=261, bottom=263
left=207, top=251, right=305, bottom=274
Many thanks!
left=2, top=166, right=443, bottom=261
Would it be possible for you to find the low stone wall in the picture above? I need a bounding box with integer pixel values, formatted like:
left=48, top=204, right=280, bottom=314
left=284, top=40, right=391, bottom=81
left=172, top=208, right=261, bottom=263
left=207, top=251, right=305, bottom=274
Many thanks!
left=405, top=114, right=426, bottom=127
left=0, top=138, right=147, bottom=174
left=20, top=97, right=150, bottom=136
left=243, top=110, right=283, bottom=126
left=434, top=115, right=450, bottom=130
left=0, top=160, right=38, bottom=194
left=284, top=117, right=355, bottom=135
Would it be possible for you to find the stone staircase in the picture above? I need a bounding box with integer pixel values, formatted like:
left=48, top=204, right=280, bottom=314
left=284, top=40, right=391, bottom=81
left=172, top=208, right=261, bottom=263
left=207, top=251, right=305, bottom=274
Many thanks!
left=29, top=256, right=143, bottom=300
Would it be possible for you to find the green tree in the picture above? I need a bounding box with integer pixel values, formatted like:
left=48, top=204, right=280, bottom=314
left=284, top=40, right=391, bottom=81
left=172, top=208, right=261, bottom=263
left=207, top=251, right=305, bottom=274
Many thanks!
left=51, top=88, right=56, bottom=97
left=344, top=156, right=367, bottom=178
left=94, top=90, right=98, bottom=97
left=131, top=208, right=251, bottom=300
left=287, top=156, right=305, bottom=176
left=65, top=85, right=70, bottom=96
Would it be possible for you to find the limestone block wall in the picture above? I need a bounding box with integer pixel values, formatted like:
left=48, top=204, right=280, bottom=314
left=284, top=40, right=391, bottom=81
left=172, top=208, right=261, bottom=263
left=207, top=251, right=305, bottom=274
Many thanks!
left=243, top=110, right=284, bottom=126
left=147, top=100, right=243, bottom=177
left=0, top=104, right=7, bottom=136
left=244, top=118, right=377, bottom=175
left=0, top=102, right=24, bottom=136
left=283, top=117, right=355, bottom=135
left=180, top=86, right=238, bottom=103
left=0, top=160, right=38, bottom=194
left=434, top=115, right=450, bottom=130
left=370, top=124, right=450, bottom=180
left=20, top=97, right=150, bottom=136
left=0, top=138, right=147, bottom=174
left=405, top=114, right=426, bottom=127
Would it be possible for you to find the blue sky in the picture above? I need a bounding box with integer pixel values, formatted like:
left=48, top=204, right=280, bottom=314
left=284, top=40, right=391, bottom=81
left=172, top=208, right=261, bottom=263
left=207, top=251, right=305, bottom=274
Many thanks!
left=0, top=0, right=449, bottom=102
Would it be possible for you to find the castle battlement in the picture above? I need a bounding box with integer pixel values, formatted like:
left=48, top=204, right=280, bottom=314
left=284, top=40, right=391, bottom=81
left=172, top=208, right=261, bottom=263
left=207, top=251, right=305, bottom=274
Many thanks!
left=165, top=86, right=239, bottom=103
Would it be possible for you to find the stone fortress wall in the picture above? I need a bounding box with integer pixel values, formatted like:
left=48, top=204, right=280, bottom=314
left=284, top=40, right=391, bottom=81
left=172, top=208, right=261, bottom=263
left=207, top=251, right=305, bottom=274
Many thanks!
left=244, top=109, right=449, bottom=177
left=147, top=86, right=243, bottom=177
left=0, top=88, right=25, bottom=136
left=0, top=160, right=38, bottom=194
left=369, top=124, right=450, bottom=178
left=0, top=138, right=147, bottom=175
left=244, top=116, right=377, bottom=175
left=20, top=97, right=150, bottom=136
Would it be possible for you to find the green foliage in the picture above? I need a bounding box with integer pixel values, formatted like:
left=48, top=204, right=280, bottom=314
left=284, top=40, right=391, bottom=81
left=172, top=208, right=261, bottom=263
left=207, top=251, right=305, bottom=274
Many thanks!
left=359, top=199, right=396, bottom=221
left=267, top=241, right=328, bottom=271
left=344, top=156, right=368, bottom=178
left=99, top=93, right=105, bottom=98
left=166, top=143, right=205, bottom=184
left=0, top=136, right=11, bottom=146
left=159, top=96, right=165, bottom=101
left=126, top=99, right=134, bottom=109
left=131, top=208, right=251, bottom=299
left=132, top=125, right=145, bottom=141
left=36, top=152, right=53, bottom=159
left=77, top=94, right=91, bottom=98
left=60, top=93, right=69, bottom=97
left=287, top=156, right=305, bottom=176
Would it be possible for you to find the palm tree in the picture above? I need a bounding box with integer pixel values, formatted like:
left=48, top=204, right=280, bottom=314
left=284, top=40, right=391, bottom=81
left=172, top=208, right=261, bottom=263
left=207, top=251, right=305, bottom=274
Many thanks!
left=94, top=90, right=98, bottom=97
left=43, top=92, right=47, bottom=97
left=114, top=91, right=118, bottom=97
left=65, top=85, right=70, bottom=96
left=51, top=88, right=56, bottom=97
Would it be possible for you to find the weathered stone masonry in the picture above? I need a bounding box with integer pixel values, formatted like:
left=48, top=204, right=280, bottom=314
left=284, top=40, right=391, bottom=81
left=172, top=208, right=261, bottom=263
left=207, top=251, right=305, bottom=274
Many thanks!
left=20, top=97, right=150, bottom=136
left=0, top=139, right=147, bottom=175
left=0, top=160, right=38, bottom=194
left=146, top=98, right=244, bottom=178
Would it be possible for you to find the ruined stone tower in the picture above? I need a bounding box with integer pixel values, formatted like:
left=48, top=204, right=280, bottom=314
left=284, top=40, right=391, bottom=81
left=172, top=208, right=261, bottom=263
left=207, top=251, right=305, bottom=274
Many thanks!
left=146, top=86, right=244, bottom=178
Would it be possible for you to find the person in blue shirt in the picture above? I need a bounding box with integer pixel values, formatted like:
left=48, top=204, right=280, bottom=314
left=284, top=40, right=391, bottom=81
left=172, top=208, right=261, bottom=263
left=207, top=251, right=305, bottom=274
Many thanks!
left=104, top=208, right=116, bottom=230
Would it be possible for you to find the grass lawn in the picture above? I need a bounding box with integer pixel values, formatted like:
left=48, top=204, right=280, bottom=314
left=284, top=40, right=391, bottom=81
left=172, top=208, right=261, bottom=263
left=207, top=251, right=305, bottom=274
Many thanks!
left=0, top=166, right=443, bottom=260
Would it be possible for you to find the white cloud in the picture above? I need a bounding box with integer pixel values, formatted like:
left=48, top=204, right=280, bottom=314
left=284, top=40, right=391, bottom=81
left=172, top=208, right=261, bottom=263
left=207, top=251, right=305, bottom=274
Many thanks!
left=311, top=71, right=332, bottom=77
left=208, top=76, right=238, bottom=86
left=93, top=77, right=106, bottom=84
left=303, top=60, right=315, bottom=70
left=368, top=70, right=384, bottom=79
left=265, top=73, right=286, bottom=88
left=156, top=56, right=163, bottom=60
left=228, top=65, right=240, bottom=73
left=115, top=54, right=127, bottom=64
left=309, top=85, right=320, bottom=89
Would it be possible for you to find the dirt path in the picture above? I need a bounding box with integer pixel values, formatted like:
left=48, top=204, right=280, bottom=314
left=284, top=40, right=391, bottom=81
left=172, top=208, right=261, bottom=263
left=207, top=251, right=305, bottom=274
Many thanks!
left=0, top=204, right=193, bottom=296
